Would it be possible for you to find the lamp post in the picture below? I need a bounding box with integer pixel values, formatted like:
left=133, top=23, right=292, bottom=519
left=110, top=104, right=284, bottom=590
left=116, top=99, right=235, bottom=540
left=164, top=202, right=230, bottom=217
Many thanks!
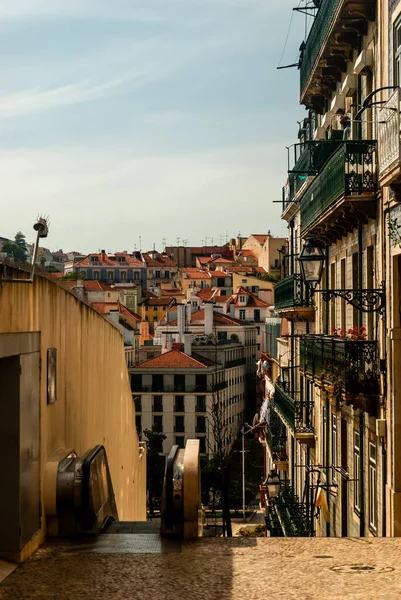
left=298, top=237, right=326, bottom=288
left=264, top=469, right=281, bottom=501
left=241, top=423, right=251, bottom=522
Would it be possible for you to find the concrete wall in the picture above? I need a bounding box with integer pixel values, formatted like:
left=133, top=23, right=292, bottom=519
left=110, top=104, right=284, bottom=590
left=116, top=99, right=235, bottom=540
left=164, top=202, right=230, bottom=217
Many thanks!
left=0, top=270, right=146, bottom=558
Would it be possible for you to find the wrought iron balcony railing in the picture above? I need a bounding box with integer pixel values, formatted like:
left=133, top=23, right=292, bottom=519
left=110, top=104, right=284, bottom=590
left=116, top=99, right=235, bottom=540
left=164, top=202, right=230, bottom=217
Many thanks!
left=275, top=381, right=314, bottom=435
left=378, top=88, right=401, bottom=176
left=225, top=357, right=246, bottom=368
left=300, top=141, right=377, bottom=234
left=265, top=402, right=287, bottom=457
left=282, top=140, right=344, bottom=211
left=274, top=274, right=314, bottom=311
left=300, top=0, right=342, bottom=97
left=300, top=335, right=380, bottom=413
left=274, top=382, right=295, bottom=431
left=275, top=482, right=313, bottom=537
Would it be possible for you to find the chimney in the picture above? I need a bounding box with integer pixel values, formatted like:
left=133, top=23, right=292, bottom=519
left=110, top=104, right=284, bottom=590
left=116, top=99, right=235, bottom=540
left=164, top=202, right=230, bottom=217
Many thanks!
left=108, top=309, right=120, bottom=327
left=176, top=304, right=186, bottom=340
left=186, top=302, right=192, bottom=325
left=183, top=333, right=192, bottom=356
left=74, top=279, right=85, bottom=298
left=161, top=333, right=167, bottom=354
left=204, top=302, right=213, bottom=336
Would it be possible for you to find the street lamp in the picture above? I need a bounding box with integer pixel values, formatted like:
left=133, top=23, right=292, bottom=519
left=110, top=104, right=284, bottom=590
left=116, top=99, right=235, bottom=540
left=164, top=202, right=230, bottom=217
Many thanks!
left=241, top=422, right=252, bottom=522
left=298, top=237, right=326, bottom=288
left=264, top=470, right=281, bottom=500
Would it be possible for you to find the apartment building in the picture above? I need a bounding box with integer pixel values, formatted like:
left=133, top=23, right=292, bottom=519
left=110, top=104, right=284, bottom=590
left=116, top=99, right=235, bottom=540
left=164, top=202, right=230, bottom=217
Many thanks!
left=131, top=344, right=245, bottom=456
left=266, top=0, right=392, bottom=538
left=142, top=251, right=177, bottom=290
left=64, top=250, right=146, bottom=286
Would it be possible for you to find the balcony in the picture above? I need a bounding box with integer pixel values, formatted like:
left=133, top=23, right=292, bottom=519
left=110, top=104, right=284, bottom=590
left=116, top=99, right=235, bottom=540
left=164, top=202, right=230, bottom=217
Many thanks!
left=274, top=274, right=314, bottom=313
left=300, top=141, right=377, bottom=237
left=300, top=335, right=380, bottom=416
left=282, top=140, right=343, bottom=215
left=226, top=357, right=246, bottom=368
left=378, top=89, right=401, bottom=186
left=274, top=382, right=295, bottom=431
left=275, top=482, right=313, bottom=537
left=132, top=383, right=227, bottom=394
left=274, top=381, right=315, bottom=440
left=300, top=0, right=376, bottom=108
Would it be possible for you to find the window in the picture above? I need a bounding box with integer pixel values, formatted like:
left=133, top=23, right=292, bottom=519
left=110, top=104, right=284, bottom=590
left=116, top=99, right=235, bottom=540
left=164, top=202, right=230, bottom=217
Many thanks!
left=196, top=416, right=206, bottom=433
left=218, top=331, right=227, bottom=341
left=196, top=396, right=206, bottom=412
left=107, top=271, right=113, bottom=281
left=257, top=344, right=260, bottom=351
left=221, top=290, right=227, bottom=296
left=175, top=416, right=185, bottom=433
left=153, top=415, right=163, bottom=432
left=239, top=309, right=245, bottom=320
left=152, top=374, right=163, bottom=392
left=331, top=414, right=337, bottom=481
left=131, top=374, right=142, bottom=392
left=395, top=16, right=401, bottom=86
left=239, top=295, right=246, bottom=303
left=175, top=436, right=185, bottom=449
left=93, top=271, right=99, bottom=280
left=174, top=374, right=186, bottom=392
left=197, top=436, right=206, bottom=454
left=121, top=271, right=127, bottom=281
left=254, top=309, right=260, bottom=322
left=195, top=374, right=207, bottom=392
left=175, top=396, right=185, bottom=412
left=242, top=279, right=247, bottom=283
left=133, top=271, right=139, bottom=281
left=154, top=306, right=158, bottom=311
left=135, top=415, right=142, bottom=435
left=134, top=396, right=142, bottom=412
left=91, top=256, right=98, bottom=262
left=369, top=442, right=377, bottom=532
left=256, top=326, right=260, bottom=335
left=155, top=270, right=161, bottom=278
left=354, top=431, right=361, bottom=513
left=153, top=395, right=163, bottom=412
left=217, top=277, right=225, bottom=287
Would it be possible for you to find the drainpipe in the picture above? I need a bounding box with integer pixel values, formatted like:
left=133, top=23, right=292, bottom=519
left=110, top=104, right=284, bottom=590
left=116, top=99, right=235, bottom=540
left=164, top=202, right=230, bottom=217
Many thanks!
left=290, top=220, right=295, bottom=275
left=325, top=397, right=330, bottom=537
left=359, top=412, right=366, bottom=536
left=358, top=220, right=363, bottom=329
left=325, top=245, right=330, bottom=334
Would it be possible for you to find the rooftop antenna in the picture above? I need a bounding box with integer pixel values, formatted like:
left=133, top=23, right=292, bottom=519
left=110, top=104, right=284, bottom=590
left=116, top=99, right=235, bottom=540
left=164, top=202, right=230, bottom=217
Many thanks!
left=153, top=242, right=156, bottom=251
left=162, top=238, right=167, bottom=249
left=183, top=239, right=188, bottom=247
left=225, top=231, right=229, bottom=243
left=205, top=236, right=208, bottom=246
left=139, top=236, right=142, bottom=251
left=219, top=234, right=224, bottom=244
left=177, top=237, right=181, bottom=246
left=211, top=237, right=214, bottom=245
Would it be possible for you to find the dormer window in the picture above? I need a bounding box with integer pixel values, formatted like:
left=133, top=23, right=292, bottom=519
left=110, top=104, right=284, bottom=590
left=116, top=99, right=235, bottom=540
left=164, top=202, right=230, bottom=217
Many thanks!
left=91, top=256, right=98, bottom=262
left=117, top=256, right=125, bottom=263
left=239, top=295, right=246, bottom=303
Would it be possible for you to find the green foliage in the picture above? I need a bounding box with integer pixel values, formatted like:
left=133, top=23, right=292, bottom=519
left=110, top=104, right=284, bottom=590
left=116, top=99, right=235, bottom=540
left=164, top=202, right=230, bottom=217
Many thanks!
left=259, top=273, right=280, bottom=283
left=61, top=272, right=86, bottom=281
left=238, top=524, right=265, bottom=537
left=2, top=231, right=28, bottom=262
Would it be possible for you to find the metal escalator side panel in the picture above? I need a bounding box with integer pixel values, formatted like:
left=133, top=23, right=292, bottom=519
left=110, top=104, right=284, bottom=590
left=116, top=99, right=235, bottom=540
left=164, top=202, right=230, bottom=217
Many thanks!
left=80, top=445, right=118, bottom=531
left=161, top=445, right=181, bottom=536
left=183, top=439, right=202, bottom=540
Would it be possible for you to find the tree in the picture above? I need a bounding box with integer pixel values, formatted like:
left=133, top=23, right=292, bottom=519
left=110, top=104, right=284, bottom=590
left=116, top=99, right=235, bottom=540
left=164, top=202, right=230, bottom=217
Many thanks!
left=61, top=272, right=86, bottom=281
left=143, top=424, right=167, bottom=515
left=2, top=231, right=28, bottom=263
left=259, top=273, right=280, bottom=283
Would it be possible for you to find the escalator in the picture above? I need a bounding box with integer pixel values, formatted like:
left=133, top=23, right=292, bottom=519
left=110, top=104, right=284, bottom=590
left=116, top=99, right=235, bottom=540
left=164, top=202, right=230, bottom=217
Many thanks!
left=51, top=439, right=202, bottom=552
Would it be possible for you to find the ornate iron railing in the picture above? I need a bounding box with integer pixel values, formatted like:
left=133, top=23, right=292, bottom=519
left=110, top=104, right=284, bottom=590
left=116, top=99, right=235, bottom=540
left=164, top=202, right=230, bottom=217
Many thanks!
left=300, top=0, right=342, bottom=96
left=300, top=335, right=380, bottom=400
left=378, top=88, right=401, bottom=175
left=300, top=141, right=377, bottom=233
left=266, top=402, right=287, bottom=458
left=274, top=382, right=295, bottom=430
left=274, top=274, right=314, bottom=310
left=275, top=482, right=313, bottom=537
left=265, top=504, right=285, bottom=537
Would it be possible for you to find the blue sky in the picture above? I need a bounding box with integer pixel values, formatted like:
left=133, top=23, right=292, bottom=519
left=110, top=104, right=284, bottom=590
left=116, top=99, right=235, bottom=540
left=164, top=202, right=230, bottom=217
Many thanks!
left=0, top=0, right=307, bottom=253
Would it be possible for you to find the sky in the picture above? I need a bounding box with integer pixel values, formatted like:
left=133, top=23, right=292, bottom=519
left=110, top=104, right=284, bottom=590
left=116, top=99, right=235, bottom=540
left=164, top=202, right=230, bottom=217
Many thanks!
left=0, top=0, right=308, bottom=253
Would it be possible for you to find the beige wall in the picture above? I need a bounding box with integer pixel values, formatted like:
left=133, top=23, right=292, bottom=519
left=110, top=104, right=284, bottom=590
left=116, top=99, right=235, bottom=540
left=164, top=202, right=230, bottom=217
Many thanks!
left=0, top=270, right=146, bottom=557
left=258, top=237, right=287, bottom=273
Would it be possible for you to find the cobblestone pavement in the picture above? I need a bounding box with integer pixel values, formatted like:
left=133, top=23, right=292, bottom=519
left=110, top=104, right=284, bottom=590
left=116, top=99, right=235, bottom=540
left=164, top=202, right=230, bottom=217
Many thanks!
left=1, top=537, right=401, bottom=600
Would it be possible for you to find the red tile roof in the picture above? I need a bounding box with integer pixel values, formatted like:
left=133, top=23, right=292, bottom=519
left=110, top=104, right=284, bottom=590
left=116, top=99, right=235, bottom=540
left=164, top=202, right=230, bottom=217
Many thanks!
left=239, top=249, right=258, bottom=259
left=234, top=287, right=269, bottom=308
left=180, top=268, right=212, bottom=279
left=147, top=296, right=175, bottom=307
left=194, top=288, right=216, bottom=301
left=142, top=252, right=177, bottom=268
left=164, top=308, right=242, bottom=327
left=75, top=252, right=143, bottom=268
left=91, top=302, right=141, bottom=320
left=134, top=348, right=215, bottom=369
left=250, top=234, right=269, bottom=244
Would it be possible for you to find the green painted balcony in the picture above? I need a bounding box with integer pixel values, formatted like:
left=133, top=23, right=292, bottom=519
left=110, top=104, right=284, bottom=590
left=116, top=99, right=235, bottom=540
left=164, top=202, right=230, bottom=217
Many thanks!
left=300, top=141, right=377, bottom=236
left=300, top=0, right=376, bottom=108
left=274, top=274, right=314, bottom=311
left=300, top=335, right=379, bottom=416
left=282, top=140, right=343, bottom=212
left=275, top=482, right=313, bottom=537
left=274, top=382, right=295, bottom=431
